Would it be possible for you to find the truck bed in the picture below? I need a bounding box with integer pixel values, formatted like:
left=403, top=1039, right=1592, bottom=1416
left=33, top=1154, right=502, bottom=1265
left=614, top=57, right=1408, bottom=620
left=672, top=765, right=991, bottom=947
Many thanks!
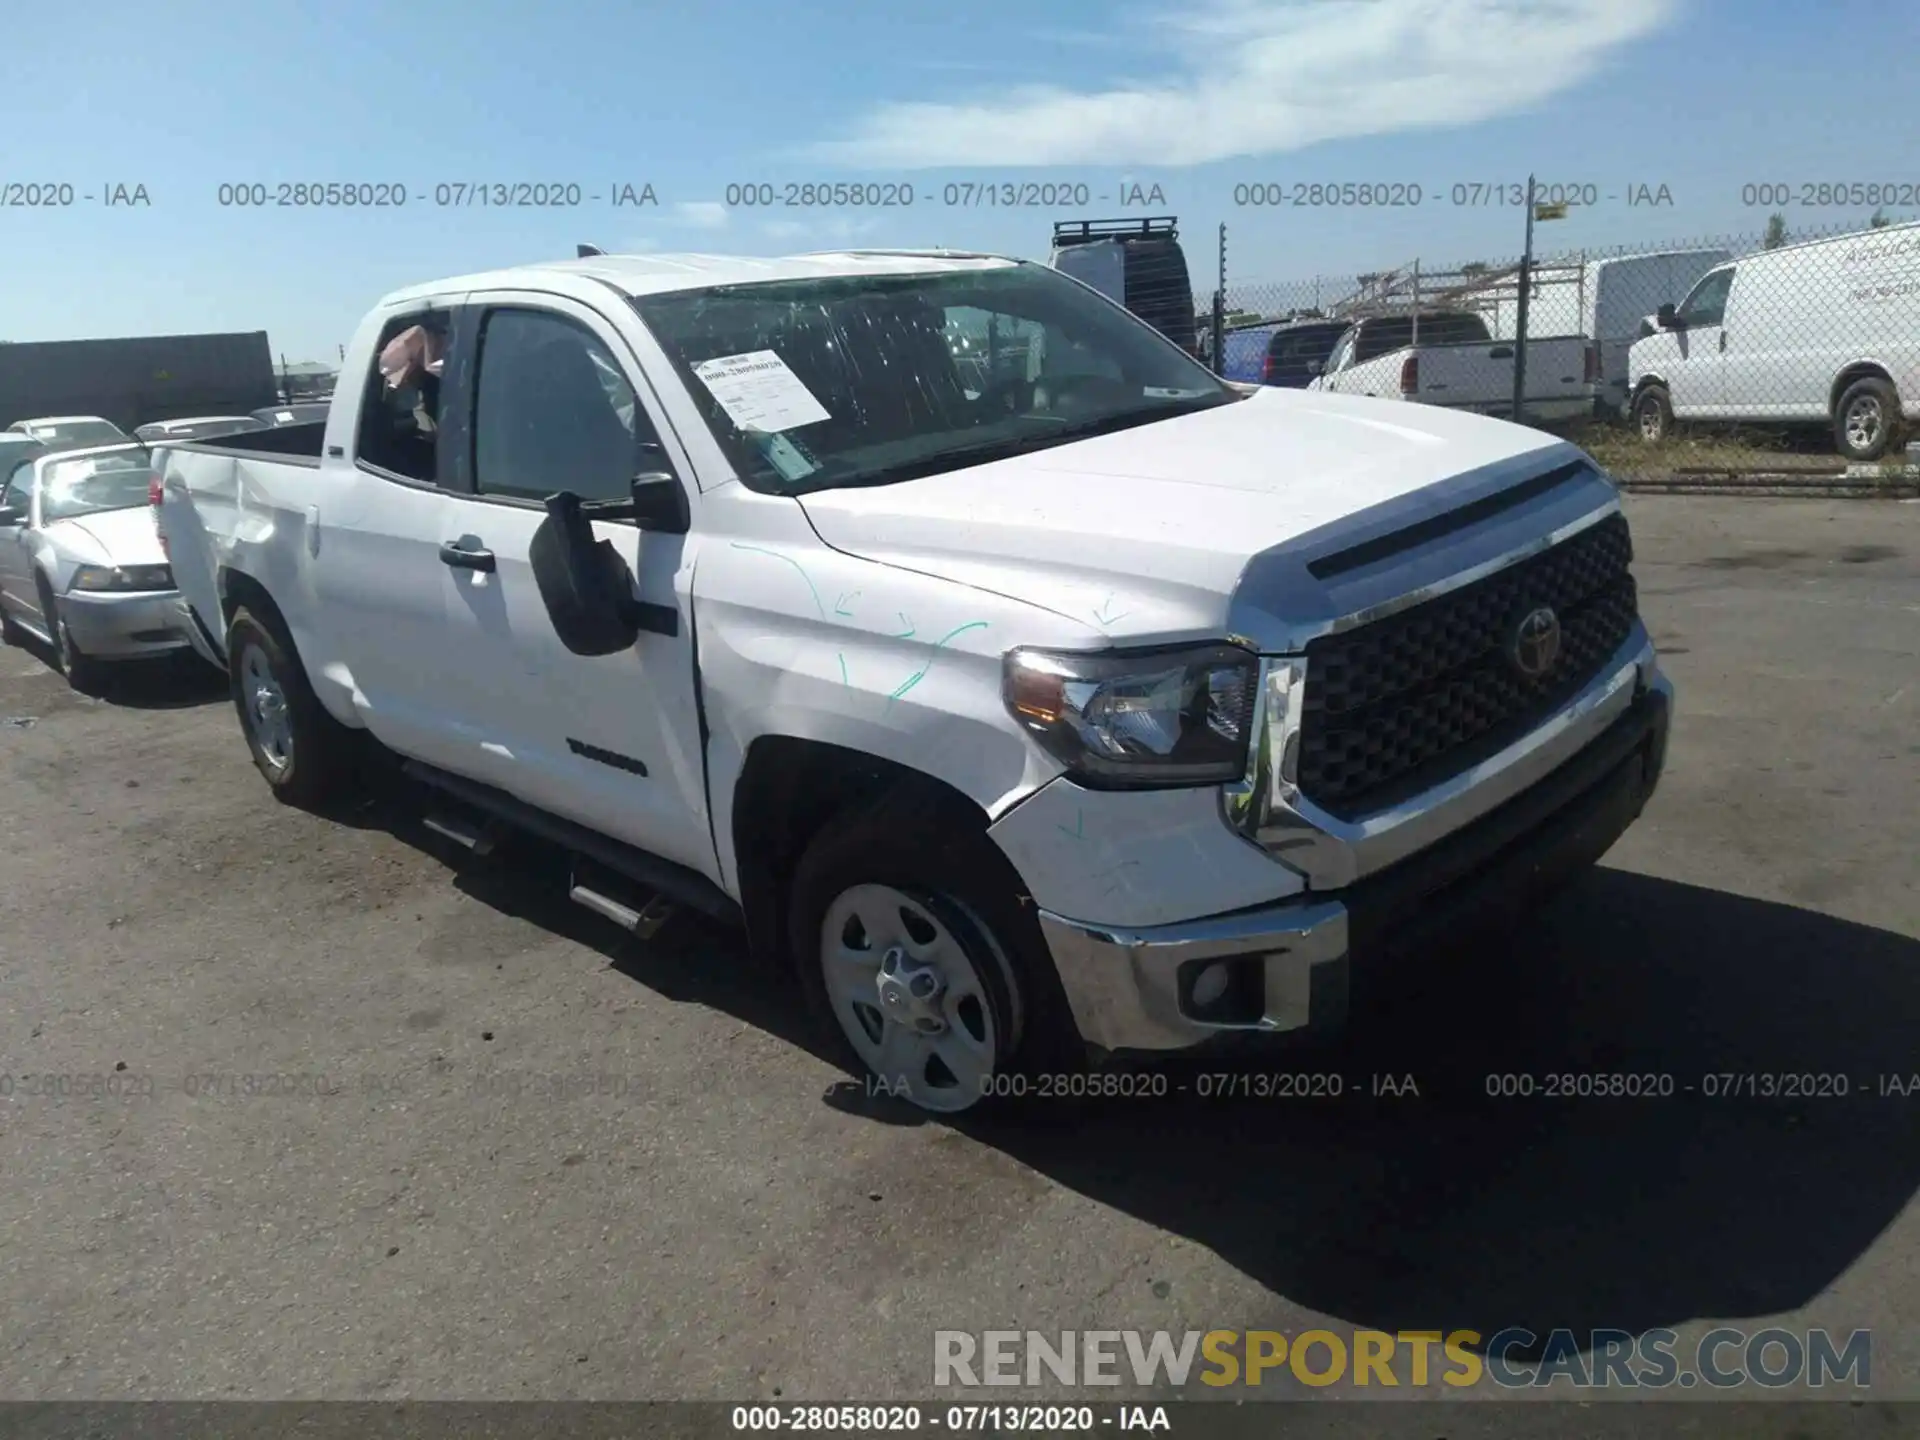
left=152, top=421, right=329, bottom=667
left=1315, top=334, right=1593, bottom=420
left=157, top=418, right=327, bottom=465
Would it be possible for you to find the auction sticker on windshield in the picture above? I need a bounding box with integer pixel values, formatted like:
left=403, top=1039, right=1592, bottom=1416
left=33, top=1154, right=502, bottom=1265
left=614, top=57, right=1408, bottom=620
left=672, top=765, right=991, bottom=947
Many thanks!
left=692, top=350, right=831, bottom=433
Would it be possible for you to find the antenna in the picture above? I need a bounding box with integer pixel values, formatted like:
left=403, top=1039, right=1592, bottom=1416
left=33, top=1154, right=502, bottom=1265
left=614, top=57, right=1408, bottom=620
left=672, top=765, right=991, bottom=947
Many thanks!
left=576, top=243, right=607, bottom=258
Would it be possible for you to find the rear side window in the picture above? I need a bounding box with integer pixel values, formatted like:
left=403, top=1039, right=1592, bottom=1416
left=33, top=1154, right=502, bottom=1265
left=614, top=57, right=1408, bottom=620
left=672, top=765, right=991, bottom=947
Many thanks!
left=471, top=308, right=658, bottom=504
left=1266, top=325, right=1347, bottom=371
left=1355, top=320, right=1414, bottom=363
left=356, top=311, right=450, bottom=483
left=1422, top=314, right=1491, bottom=345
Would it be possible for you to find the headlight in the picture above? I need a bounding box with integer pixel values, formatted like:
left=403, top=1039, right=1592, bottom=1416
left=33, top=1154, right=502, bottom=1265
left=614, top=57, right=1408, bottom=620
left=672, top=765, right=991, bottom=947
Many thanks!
left=1003, top=642, right=1258, bottom=787
left=70, top=563, right=174, bottom=592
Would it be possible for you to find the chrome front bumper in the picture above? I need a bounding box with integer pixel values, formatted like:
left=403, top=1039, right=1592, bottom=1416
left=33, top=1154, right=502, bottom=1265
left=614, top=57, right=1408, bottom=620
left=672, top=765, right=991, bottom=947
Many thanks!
left=61, top=589, right=193, bottom=658
left=1037, top=632, right=1673, bottom=1057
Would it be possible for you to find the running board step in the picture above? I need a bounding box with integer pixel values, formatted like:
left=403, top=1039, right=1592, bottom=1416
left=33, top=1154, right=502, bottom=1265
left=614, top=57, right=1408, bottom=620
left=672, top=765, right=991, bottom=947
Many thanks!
left=399, top=758, right=742, bottom=929
left=569, top=879, right=678, bottom=940
left=423, top=810, right=504, bottom=856
left=569, top=855, right=679, bottom=939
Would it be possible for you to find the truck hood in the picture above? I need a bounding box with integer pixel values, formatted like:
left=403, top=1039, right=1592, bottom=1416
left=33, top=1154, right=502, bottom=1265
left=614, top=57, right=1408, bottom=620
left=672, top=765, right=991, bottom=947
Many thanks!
left=796, top=387, right=1574, bottom=642
left=45, top=505, right=167, bottom=567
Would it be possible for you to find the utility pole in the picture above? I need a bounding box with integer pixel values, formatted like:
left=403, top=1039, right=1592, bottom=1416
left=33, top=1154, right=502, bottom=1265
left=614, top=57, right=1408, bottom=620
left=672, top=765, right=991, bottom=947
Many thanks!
left=1513, top=175, right=1570, bottom=422
left=1211, top=221, right=1226, bottom=370
left=1512, top=176, right=1535, bottom=423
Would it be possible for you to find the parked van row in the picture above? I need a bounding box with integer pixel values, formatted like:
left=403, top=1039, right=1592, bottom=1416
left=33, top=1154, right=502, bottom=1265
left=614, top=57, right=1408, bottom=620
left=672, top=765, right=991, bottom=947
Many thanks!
left=1208, top=222, right=1919, bottom=462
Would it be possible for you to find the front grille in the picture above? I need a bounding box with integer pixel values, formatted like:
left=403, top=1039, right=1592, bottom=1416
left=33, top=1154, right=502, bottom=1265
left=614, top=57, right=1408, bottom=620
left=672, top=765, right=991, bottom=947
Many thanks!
left=1297, top=512, right=1638, bottom=819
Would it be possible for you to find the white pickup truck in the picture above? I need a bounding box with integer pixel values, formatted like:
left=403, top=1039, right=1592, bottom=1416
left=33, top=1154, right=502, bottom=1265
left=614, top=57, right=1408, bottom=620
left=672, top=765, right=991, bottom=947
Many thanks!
left=153, top=248, right=1672, bottom=1114
left=1308, top=311, right=1596, bottom=422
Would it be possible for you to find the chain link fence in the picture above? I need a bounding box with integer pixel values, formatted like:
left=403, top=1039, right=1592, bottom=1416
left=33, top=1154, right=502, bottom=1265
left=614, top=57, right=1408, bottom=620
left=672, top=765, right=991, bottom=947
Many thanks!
left=1195, top=217, right=1920, bottom=482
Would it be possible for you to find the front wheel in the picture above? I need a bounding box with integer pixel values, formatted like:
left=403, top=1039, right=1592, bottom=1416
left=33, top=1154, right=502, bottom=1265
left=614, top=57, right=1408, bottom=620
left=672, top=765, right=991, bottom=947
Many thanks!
left=1834, top=376, right=1904, bottom=462
left=226, top=606, right=356, bottom=809
left=789, top=788, right=1080, bottom=1115
left=38, top=574, right=102, bottom=693
left=1633, top=385, right=1673, bottom=444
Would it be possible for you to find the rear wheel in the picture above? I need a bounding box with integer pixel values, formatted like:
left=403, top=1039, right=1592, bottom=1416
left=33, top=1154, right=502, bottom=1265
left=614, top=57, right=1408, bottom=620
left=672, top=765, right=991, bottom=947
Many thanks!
left=789, top=786, right=1080, bottom=1115
left=1834, top=376, right=1904, bottom=462
left=1633, top=384, right=1673, bottom=444
left=227, top=606, right=357, bottom=809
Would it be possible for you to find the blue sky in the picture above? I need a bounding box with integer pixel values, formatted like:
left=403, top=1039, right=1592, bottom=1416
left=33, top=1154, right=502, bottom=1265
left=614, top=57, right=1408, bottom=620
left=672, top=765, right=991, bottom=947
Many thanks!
left=1, top=0, right=1913, bottom=360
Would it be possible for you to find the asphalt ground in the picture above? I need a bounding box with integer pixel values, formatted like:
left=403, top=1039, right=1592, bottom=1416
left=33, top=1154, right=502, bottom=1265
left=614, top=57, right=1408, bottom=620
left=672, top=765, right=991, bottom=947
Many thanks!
left=1, top=495, right=1915, bottom=1424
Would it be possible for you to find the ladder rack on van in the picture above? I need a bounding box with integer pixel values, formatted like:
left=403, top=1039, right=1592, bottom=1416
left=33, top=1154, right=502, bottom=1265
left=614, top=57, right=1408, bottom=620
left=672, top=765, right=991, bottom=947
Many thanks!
left=1052, top=217, right=1180, bottom=246
left=1329, top=256, right=1590, bottom=326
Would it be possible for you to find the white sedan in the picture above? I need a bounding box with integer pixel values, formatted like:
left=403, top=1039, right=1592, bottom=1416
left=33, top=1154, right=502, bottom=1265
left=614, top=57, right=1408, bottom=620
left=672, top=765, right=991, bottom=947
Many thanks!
left=0, top=444, right=191, bottom=688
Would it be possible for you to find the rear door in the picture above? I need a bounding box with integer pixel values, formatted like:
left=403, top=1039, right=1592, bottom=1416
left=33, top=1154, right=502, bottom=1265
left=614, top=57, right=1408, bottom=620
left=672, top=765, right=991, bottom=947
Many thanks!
left=427, top=292, right=714, bottom=874
left=1663, top=266, right=1734, bottom=415
left=306, top=301, right=469, bottom=767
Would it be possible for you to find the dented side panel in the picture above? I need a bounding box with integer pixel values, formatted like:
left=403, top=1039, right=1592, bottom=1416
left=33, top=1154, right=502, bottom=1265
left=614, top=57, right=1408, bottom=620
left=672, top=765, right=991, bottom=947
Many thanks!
left=694, top=488, right=1090, bottom=901
left=987, top=776, right=1305, bottom=929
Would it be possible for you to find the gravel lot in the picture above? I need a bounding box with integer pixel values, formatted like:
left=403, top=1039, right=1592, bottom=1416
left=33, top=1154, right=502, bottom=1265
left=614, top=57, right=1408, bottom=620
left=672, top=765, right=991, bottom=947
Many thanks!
left=1, top=495, right=1916, bottom=1409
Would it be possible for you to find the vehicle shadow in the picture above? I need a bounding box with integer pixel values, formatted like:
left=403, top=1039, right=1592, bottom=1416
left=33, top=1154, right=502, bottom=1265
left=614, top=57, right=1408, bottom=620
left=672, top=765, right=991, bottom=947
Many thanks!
left=957, top=867, right=1920, bottom=1342
left=86, top=654, right=229, bottom=710
left=322, top=768, right=832, bottom=1065
left=7, top=643, right=229, bottom=710
left=308, top=772, right=1920, bottom=1341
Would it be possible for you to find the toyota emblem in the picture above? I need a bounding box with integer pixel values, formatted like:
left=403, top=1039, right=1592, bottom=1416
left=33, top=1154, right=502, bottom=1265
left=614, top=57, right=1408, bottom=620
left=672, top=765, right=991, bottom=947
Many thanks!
left=1509, top=605, right=1562, bottom=680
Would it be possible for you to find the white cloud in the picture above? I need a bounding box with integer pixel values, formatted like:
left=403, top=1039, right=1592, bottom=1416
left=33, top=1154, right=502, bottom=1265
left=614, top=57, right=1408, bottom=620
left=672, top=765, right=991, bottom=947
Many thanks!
left=804, top=0, right=1678, bottom=168
left=672, top=200, right=730, bottom=229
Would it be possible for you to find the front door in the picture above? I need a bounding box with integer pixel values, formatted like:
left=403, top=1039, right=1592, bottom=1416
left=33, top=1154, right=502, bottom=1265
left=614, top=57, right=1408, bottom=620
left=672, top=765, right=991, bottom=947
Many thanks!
left=429, top=295, right=713, bottom=877
left=1664, top=266, right=1733, bottom=416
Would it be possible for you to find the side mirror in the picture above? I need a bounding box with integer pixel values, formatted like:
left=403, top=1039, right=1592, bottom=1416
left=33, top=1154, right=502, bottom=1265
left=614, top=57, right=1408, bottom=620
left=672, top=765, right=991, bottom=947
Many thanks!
left=1305, top=359, right=1325, bottom=377
left=0, top=505, right=21, bottom=526
left=625, top=471, right=689, bottom=535
left=527, top=468, right=690, bottom=656
left=529, top=491, right=643, bottom=657
left=1656, top=303, right=1681, bottom=329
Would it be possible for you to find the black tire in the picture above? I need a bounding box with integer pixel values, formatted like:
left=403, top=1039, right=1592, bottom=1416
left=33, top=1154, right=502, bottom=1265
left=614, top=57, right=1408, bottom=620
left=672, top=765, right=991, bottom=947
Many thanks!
left=37, top=574, right=103, bottom=693
left=0, top=599, right=21, bottom=646
left=226, top=605, right=356, bottom=809
left=1834, top=376, right=1904, bottom=462
left=1633, top=384, right=1672, bottom=445
left=788, top=784, right=1082, bottom=1116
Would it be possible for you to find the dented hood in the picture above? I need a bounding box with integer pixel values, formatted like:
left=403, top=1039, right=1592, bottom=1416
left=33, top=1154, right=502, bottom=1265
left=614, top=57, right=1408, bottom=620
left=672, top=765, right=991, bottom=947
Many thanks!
left=796, top=387, right=1573, bottom=640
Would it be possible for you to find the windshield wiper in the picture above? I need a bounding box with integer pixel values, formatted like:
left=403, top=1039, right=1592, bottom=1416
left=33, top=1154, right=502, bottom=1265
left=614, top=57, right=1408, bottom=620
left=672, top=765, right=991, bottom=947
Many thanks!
left=790, top=395, right=1229, bottom=494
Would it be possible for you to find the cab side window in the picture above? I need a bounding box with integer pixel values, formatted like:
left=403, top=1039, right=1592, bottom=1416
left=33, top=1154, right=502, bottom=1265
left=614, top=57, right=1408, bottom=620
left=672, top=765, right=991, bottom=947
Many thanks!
left=471, top=309, right=658, bottom=503
left=356, top=312, right=448, bottom=483
left=1677, top=268, right=1733, bottom=328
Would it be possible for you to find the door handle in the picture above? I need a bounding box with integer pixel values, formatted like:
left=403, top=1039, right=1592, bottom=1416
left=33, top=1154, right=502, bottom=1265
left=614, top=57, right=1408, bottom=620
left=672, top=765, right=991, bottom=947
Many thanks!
left=1719, top=331, right=1728, bottom=352
left=439, top=541, right=496, bottom=572
left=1488, top=346, right=1514, bottom=359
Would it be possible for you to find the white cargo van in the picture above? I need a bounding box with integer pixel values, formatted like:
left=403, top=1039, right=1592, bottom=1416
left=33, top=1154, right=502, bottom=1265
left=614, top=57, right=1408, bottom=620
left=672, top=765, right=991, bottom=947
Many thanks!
left=1627, top=223, right=1920, bottom=460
